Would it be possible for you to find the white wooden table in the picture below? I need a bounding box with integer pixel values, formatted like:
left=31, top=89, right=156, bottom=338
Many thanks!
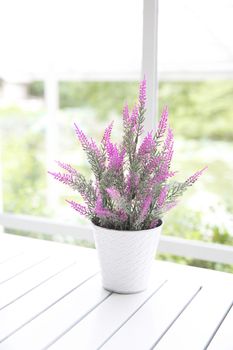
left=0, top=233, right=232, bottom=350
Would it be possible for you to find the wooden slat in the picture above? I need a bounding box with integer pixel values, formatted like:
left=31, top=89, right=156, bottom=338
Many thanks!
left=0, top=253, right=49, bottom=285
left=49, top=279, right=201, bottom=350
left=0, top=232, right=99, bottom=272
left=0, top=233, right=232, bottom=350
left=3, top=266, right=166, bottom=350
left=0, top=252, right=23, bottom=264
left=154, top=283, right=233, bottom=350
left=0, top=276, right=110, bottom=350
left=0, top=263, right=98, bottom=342
left=204, top=304, right=233, bottom=350
left=0, top=233, right=95, bottom=259
left=0, top=257, right=75, bottom=310
left=47, top=277, right=166, bottom=350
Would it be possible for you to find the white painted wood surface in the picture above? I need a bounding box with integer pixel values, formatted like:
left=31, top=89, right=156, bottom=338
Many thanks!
left=155, top=284, right=233, bottom=350
left=0, top=233, right=232, bottom=350
left=207, top=306, right=233, bottom=350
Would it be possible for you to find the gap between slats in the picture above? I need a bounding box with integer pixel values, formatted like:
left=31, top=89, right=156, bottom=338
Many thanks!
left=42, top=293, right=113, bottom=350
left=0, top=256, right=50, bottom=286
left=97, top=280, right=168, bottom=350
left=0, top=262, right=76, bottom=311
left=150, top=286, right=203, bottom=349
left=0, top=252, right=24, bottom=265
left=203, top=300, right=233, bottom=350
left=0, top=272, right=99, bottom=343
left=43, top=280, right=168, bottom=350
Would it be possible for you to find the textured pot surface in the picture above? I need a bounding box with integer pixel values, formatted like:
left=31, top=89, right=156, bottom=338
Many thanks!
left=92, top=222, right=162, bottom=294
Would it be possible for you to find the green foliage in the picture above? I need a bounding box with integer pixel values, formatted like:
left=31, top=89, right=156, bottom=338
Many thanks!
left=159, top=81, right=233, bottom=140
left=211, top=225, right=233, bottom=245
left=2, top=131, right=47, bottom=215
left=59, top=81, right=138, bottom=118
left=28, top=80, right=233, bottom=140
left=27, top=81, right=44, bottom=97
left=0, top=106, right=41, bottom=119
left=162, top=207, right=233, bottom=272
left=158, top=253, right=233, bottom=273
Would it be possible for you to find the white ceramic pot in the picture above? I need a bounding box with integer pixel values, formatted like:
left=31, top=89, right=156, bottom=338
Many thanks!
left=92, top=221, right=163, bottom=294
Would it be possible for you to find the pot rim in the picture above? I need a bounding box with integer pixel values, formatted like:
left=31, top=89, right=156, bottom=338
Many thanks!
left=91, top=219, right=163, bottom=233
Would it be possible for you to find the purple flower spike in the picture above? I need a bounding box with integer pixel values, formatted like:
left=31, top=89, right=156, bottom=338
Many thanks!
left=107, top=141, right=125, bottom=171
left=164, top=127, right=174, bottom=150
left=147, top=155, right=162, bottom=174
left=102, top=121, right=114, bottom=146
left=186, top=166, right=208, bottom=185
left=157, top=186, right=168, bottom=208
left=66, top=200, right=88, bottom=216
left=140, top=194, right=152, bottom=222
left=138, top=131, right=156, bottom=156
left=55, top=161, right=78, bottom=175
left=74, top=123, right=100, bottom=156
left=90, top=138, right=104, bottom=163
left=156, top=106, right=169, bottom=139
left=139, top=77, right=146, bottom=109
left=48, top=171, right=73, bottom=186
left=131, top=105, right=139, bottom=131
left=75, top=123, right=104, bottom=171
left=106, top=187, right=121, bottom=200
left=123, top=103, right=138, bottom=132
left=74, top=123, right=90, bottom=149
left=123, top=103, right=130, bottom=123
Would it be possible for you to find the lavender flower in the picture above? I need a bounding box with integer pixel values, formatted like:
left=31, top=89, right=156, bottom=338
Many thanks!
left=66, top=200, right=88, bottom=216
left=49, top=78, right=206, bottom=231
left=157, top=186, right=168, bottom=208
left=185, top=166, right=208, bottom=186
left=156, top=106, right=169, bottom=140
left=138, top=194, right=152, bottom=224
left=130, top=105, right=139, bottom=131
left=146, top=155, right=162, bottom=174
left=94, top=192, right=112, bottom=218
left=106, top=141, right=125, bottom=171
left=153, top=127, right=174, bottom=183
left=106, top=187, right=121, bottom=201
left=101, top=121, right=114, bottom=147
left=139, top=77, right=146, bottom=109
left=138, top=131, right=156, bottom=156
left=123, top=103, right=130, bottom=123
left=55, top=161, right=78, bottom=175
left=74, top=123, right=90, bottom=149
left=74, top=123, right=105, bottom=176
left=48, top=171, right=73, bottom=186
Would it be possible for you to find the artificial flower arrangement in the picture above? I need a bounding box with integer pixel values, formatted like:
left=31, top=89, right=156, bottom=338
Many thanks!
left=49, top=78, right=206, bottom=294
left=49, top=78, right=206, bottom=231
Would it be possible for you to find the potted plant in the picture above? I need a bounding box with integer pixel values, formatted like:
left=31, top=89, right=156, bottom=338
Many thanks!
left=49, top=78, right=206, bottom=294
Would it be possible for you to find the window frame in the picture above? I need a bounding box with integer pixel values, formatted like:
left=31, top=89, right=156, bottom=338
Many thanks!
left=1, top=0, right=232, bottom=266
